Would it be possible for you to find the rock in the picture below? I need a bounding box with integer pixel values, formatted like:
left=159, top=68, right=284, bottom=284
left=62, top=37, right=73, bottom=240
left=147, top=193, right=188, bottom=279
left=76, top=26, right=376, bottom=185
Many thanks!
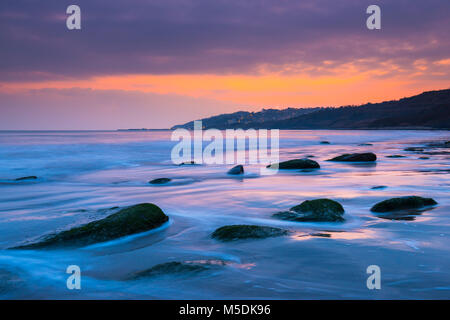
left=404, top=147, right=424, bottom=152
left=327, top=153, right=376, bottom=162
left=371, top=185, right=387, bottom=190
left=358, top=143, right=373, bottom=146
left=14, top=176, right=37, bottom=181
left=128, top=262, right=211, bottom=279
left=273, top=199, right=345, bottom=222
left=386, top=155, right=406, bottom=158
left=370, top=196, right=437, bottom=213
left=179, top=161, right=197, bottom=165
left=211, top=225, right=288, bottom=242
left=320, top=141, right=330, bottom=144
left=149, top=178, right=171, bottom=184
left=418, top=156, right=430, bottom=160
left=227, top=165, right=244, bottom=175
left=267, top=158, right=320, bottom=169
left=310, top=233, right=331, bottom=238
left=13, top=203, right=169, bottom=249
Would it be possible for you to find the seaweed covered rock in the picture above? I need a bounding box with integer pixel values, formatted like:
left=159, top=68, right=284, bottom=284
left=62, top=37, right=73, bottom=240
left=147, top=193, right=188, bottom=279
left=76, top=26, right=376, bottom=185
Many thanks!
left=267, top=158, right=320, bottom=169
left=227, top=165, right=244, bottom=175
left=273, top=199, right=345, bottom=222
left=327, top=153, right=376, bottom=162
left=370, top=196, right=437, bottom=213
left=211, top=225, right=288, bottom=242
left=149, top=178, right=171, bottom=184
left=13, top=203, right=169, bottom=249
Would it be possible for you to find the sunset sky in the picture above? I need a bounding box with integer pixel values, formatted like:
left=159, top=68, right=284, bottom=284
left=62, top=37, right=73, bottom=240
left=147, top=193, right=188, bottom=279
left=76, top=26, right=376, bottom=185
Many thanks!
left=1, top=0, right=449, bottom=129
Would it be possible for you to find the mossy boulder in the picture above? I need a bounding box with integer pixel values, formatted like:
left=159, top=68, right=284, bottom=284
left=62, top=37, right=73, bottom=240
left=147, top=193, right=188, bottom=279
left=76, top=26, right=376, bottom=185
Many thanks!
left=228, top=165, right=244, bottom=175
left=267, top=158, right=320, bottom=169
left=149, top=178, right=171, bottom=184
left=370, top=196, right=437, bottom=213
left=211, top=225, right=288, bottom=242
left=327, top=153, right=376, bottom=162
left=273, top=199, right=345, bottom=222
left=13, top=203, right=169, bottom=249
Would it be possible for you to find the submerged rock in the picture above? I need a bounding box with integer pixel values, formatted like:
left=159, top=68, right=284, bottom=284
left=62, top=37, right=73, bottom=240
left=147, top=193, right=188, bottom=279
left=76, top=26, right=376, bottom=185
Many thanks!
left=273, top=199, right=345, bottom=222
left=370, top=196, right=437, bottom=213
left=386, top=155, right=406, bottom=158
left=211, top=225, right=288, bottom=242
left=0, top=269, right=24, bottom=293
left=149, top=178, right=171, bottom=184
left=13, top=203, right=169, bottom=249
left=327, top=153, right=376, bottom=162
left=129, top=262, right=211, bottom=279
left=404, top=147, right=424, bottom=152
left=267, top=158, right=320, bottom=169
left=227, top=165, right=244, bottom=175
left=371, top=185, right=387, bottom=190
left=14, top=176, right=37, bottom=181
left=426, top=141, right=450, bottom=148
left=310, top=233, right=331, bottom=238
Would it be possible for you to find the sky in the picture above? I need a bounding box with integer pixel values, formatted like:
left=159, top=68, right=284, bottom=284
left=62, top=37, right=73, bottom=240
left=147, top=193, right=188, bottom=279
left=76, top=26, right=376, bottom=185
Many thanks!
left=0, top=0, right=449, bottom=129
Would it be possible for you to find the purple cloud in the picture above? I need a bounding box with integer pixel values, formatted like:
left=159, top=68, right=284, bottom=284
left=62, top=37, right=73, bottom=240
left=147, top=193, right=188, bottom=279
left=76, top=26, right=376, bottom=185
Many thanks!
left=0, top=0, right=449, bottom=81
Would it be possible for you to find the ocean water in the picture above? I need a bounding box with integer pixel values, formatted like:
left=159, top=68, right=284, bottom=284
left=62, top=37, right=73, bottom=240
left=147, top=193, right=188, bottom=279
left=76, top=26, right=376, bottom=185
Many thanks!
left=0, top=130, right=449, bottom=299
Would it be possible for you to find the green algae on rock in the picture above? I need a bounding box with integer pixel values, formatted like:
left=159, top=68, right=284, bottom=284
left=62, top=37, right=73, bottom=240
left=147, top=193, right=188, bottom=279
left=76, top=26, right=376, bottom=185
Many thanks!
left=13, top=203, right=169, bottom=249
left=274, top=199, right=345, bottom=222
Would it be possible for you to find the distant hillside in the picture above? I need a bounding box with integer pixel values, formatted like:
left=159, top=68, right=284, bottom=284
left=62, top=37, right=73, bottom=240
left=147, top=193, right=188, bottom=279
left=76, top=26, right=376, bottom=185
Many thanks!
left=172, top=89, right=450, bottom=130
left=171, top=107, right=321, bottom=129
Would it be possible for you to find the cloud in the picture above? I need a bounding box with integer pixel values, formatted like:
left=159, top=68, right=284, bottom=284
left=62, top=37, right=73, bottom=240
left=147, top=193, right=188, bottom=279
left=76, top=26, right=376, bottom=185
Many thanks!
left=0, top=0, right=449, bottom=81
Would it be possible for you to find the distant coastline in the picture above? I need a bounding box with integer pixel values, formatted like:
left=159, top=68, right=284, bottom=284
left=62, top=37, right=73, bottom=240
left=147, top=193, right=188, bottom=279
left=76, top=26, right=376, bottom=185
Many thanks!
left=172, top=89, right=450, bottom=131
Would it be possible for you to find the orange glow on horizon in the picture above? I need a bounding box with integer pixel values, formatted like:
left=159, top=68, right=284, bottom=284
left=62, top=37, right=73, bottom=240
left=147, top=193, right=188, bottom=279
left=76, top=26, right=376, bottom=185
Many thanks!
left=2, top=60, right=449, bottom=108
